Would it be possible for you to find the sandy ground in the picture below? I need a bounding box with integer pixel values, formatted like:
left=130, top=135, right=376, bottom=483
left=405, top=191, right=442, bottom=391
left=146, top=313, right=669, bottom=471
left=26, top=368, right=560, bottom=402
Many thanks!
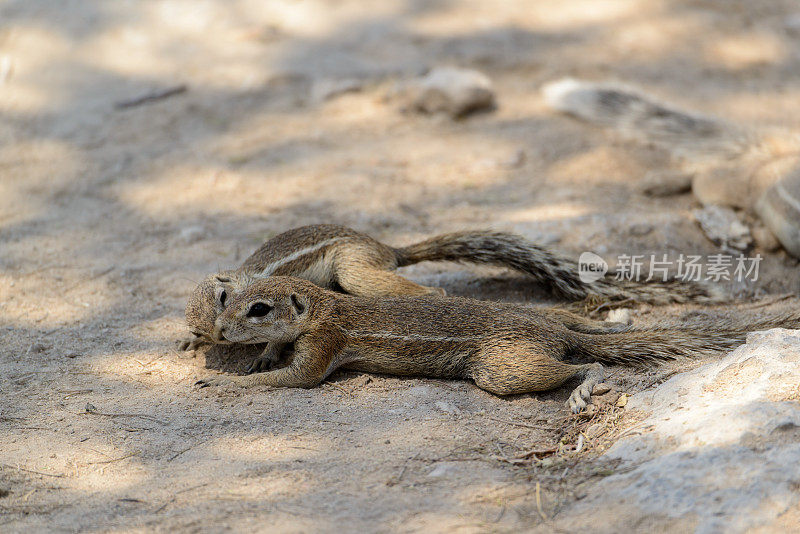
left=2, top=0, right=800, bottom=531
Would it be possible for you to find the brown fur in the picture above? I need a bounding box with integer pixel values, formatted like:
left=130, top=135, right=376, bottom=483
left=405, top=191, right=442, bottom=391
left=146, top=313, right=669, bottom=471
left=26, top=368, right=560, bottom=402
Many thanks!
left=198, top=277, right=800, bottom=412
left=183, top=224, right=722, bottom=354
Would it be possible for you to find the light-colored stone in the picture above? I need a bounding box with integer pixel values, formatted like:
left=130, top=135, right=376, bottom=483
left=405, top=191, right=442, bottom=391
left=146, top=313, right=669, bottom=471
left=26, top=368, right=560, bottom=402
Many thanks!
left=405, top=67, right=495, bottom=118
left=693, top=205, right=753, bottom=251
left=606, top=308, right=632, bottom=325
left=558, top=328, right=800, bottom=533
left=592, top=383, right=611, bottom=396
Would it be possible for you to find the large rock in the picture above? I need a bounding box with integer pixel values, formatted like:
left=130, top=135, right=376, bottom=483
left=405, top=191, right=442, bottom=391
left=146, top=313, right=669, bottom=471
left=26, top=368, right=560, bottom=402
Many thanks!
left=557, top=329, right=800, bottom=533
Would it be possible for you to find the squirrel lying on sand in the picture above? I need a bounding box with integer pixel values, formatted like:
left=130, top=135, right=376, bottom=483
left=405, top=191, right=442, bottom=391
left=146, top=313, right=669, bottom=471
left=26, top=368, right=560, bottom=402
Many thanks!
left=183, top=224, right=722, bottom=360
left=195, top=276, right=798, bottom=412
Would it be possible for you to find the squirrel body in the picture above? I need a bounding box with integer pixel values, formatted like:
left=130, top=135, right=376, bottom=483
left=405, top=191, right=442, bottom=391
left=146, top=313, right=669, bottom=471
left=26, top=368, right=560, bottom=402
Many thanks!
left=183, top=224, right=722, bottom=356
left=198, top=277, right=800, bottom=412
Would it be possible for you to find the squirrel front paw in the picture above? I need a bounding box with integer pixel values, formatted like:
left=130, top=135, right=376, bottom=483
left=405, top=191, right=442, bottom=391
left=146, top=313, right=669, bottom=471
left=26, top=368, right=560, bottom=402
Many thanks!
left=195, top=375, right=238, bottom=388
left=178, top=334, right=208, bottom=352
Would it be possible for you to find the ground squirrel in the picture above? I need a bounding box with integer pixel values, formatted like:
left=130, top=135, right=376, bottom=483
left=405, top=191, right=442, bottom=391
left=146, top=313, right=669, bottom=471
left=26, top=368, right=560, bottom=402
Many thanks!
left=183, top=224, right=722, bottom=355
left=543, top=78, right=800, bottom=256
left=195, top=276, right=800, bottom=412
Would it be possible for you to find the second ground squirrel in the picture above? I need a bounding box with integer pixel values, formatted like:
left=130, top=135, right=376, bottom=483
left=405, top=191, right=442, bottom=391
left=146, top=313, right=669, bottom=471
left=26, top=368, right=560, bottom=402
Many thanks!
left=196, top=277, right=799, bottom=412
left=543, top=78, right=800, bottom=256
left=183, top=224, right=722, bottom=355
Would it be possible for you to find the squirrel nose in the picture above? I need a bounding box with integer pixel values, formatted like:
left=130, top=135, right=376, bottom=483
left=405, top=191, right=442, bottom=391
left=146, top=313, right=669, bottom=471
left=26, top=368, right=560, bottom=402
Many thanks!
left=213, top=326, right=227, bottom=343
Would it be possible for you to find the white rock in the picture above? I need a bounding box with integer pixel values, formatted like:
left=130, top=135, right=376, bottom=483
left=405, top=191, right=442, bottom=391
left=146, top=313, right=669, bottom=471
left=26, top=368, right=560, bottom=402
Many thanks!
left=406, top=67, right=495, bottom=118
left=559, top=328, right=800, bottom=533
left=606, top=308, right=632, bottom=325
left=693, top=205, right=752, bottom=251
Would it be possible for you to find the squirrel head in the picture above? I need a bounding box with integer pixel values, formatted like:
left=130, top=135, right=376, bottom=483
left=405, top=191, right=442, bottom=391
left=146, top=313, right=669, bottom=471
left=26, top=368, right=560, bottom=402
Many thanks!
left=212, top=276, right=318, bottom=344
left=184, top=269, right=246, bottom=343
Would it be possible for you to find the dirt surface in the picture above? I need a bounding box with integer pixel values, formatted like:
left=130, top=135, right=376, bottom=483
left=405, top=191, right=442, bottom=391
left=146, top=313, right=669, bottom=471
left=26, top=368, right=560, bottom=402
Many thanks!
left=2, top=1, right=800, bottom=531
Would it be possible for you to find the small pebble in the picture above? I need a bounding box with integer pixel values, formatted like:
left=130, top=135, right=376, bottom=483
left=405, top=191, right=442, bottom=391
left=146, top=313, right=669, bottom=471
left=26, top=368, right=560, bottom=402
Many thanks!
left=592, top=383, right=612, bottom=396
left=405, top=67, right=496, bottom=118
left=693, top=205, right=752, bottom=251
left=616, top=394, right=629, bottom=408
left=606, top=308, right=632, bottom=325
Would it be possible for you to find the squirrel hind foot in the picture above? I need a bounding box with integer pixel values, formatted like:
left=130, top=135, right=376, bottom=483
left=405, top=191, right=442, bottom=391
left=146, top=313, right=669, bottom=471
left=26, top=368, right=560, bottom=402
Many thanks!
left=566, top=362, right=604, bottom=413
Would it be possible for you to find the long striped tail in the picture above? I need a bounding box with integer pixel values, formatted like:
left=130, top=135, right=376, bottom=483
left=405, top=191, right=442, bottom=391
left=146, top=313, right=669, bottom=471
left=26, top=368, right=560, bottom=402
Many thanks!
left=395, top=230, right=724, bottom=305
left=542, top=78, right=755, bottom=159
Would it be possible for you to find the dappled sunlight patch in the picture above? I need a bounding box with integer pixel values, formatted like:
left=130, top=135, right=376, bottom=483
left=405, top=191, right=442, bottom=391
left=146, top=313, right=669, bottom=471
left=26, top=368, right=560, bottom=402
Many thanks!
left=202, top=433, right=328, bottom=464
left=712, top=89, right=800, bottom=126
left=414, top=0, right=639, bottom=34
left=113, top=164, right=314, bottom=218
left=546, top=145, right=649, bottom=185
left=130, top=315, right=188, bottom=345
left=1, top=425, right=151, bottom=493
left=610, top=15, right=703, bottom=59
left=0, top=26, right=71, bottom=113
left=506, top=203, right=590, bottom=223
left=0, top=271, right=115, bottom=329
left=83, top=348, right=200, bottom=388
left=706, top=33, right=787, bottom=71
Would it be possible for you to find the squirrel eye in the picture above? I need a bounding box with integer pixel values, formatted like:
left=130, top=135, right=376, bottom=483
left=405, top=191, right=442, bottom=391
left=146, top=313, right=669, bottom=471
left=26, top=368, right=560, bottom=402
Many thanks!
left=247, top=302, right=271, bottom=318
left=219, top=289, right=227, bottom=307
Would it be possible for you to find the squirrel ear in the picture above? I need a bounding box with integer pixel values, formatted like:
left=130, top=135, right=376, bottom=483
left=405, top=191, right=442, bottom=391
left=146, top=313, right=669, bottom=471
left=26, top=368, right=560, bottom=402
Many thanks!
left=290, top=294, right=306, bottom=316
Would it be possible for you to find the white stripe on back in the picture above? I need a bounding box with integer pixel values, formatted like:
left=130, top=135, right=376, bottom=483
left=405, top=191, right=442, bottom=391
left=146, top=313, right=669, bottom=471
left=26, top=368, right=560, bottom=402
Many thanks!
left=255, top=237, right=347, bottom=277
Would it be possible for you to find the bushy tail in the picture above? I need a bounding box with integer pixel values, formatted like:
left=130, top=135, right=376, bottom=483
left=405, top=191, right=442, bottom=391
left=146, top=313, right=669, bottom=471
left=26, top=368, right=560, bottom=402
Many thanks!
left=542, top=78, right=755, bottom=158
left=571, top=309, right=800, bottom=365
left=394, top=231, right=723, bottom=305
